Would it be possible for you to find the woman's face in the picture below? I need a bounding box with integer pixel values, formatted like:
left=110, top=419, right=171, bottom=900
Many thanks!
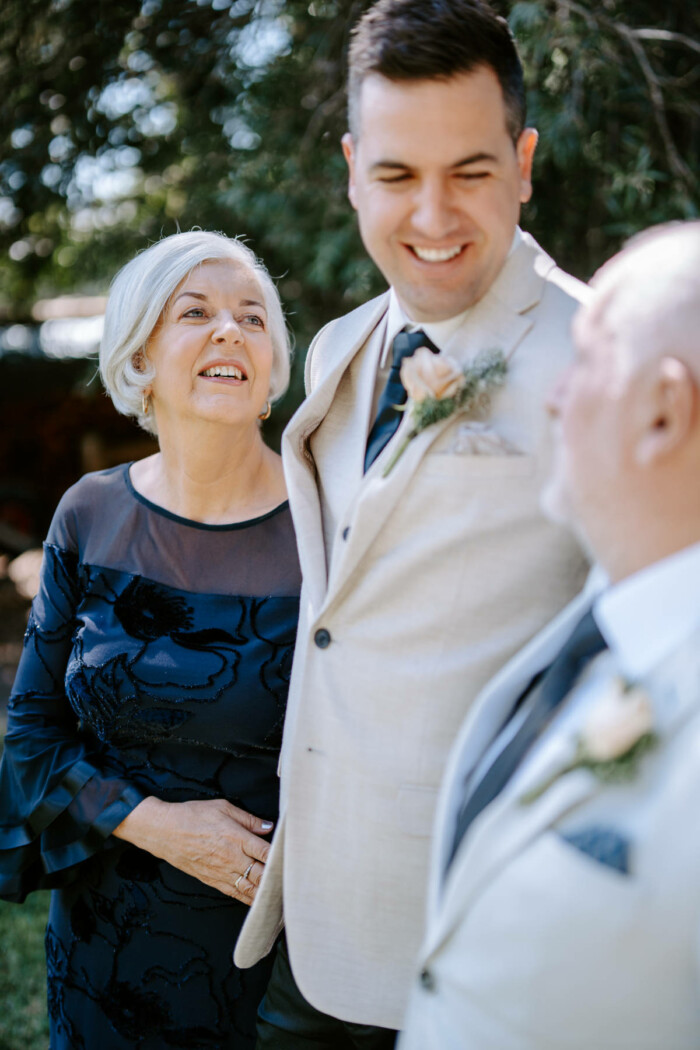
left=145, top=259, right=273, bottom=433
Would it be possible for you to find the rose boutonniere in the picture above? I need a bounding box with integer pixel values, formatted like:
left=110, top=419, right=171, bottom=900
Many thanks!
left=382, top=347, right=508, bottom=476
left=521, top=677, right=658, bottom=804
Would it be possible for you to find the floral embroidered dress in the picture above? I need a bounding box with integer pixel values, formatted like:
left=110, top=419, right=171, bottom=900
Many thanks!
left=0, top=464, right=301, bottom=1049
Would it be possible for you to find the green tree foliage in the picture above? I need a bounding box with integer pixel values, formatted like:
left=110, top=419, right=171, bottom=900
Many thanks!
left=1, top=0, right=699, bottom=350
left=512, top=0, right=700, bottom=277
left=0, top=0, right=376, bottom=365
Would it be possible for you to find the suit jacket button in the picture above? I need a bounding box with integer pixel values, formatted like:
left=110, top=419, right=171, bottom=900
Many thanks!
left=314, top=628, right=331, bottom=649
left=419, top=968, right=436, bottom=992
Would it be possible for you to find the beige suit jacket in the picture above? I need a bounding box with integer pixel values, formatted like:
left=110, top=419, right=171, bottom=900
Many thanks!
left=235, top=232, right=589, bottom=1028
left=400, top=587, right=700, bottom=1049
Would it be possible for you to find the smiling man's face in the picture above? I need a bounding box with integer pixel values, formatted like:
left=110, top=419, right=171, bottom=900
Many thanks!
left=342, top=66, right=537, bottom=322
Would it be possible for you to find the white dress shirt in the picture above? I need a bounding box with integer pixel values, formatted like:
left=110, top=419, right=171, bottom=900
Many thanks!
left=595, top=541, right=700, bottom=679
left=546, top=541, right=700, bottom=760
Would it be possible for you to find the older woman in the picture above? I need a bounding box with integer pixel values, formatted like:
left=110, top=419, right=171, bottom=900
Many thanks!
left=0, top=231, right=301, bottom=1048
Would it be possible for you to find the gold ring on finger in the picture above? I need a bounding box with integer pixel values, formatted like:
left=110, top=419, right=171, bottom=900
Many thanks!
left=234, top=873, right=244, bottom=889
left=243, top=861, right=254, bottom=881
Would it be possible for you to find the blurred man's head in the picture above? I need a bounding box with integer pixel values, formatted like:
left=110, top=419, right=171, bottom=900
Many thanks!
left=342, top=0, right=537, bottom=322
left=543, top=222, right=700, bottom=582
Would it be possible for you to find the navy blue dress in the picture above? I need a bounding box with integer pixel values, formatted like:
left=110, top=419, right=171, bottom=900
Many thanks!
left=0, top=464, right=301, bottom=1049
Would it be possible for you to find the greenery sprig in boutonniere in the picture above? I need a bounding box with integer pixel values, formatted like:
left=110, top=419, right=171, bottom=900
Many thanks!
left=382, top=347, right=508, bottom=476
left=521, top=677, right=658, bottom=804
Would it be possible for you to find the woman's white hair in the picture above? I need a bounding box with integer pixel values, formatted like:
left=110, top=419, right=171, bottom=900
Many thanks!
left=99, top=230, right=292, bottom=435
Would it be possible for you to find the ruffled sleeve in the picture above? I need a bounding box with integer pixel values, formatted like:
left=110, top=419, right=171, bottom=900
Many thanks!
left=0, top=529, right=145, bottom=903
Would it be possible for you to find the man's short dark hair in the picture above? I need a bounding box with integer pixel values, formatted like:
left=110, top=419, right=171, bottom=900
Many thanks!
left=347, top=0, right=526, bottom=144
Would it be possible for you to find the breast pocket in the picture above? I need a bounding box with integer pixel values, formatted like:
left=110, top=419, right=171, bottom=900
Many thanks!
left=487, top=829, right=640, bottom=925
left=422, top=451, right=536, bottom=478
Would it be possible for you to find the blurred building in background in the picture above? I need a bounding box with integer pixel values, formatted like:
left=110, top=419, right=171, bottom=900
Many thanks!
left=0, top=296, right=156, bottom=710
left=0, top=294, right=155, bottom=553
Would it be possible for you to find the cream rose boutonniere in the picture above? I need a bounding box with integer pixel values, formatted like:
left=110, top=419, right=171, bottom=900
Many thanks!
left=382, top=347, right=507, bottom=476
left=402, top=349, right=465, bottom=401
left=521, top=677, right=658, bottom=804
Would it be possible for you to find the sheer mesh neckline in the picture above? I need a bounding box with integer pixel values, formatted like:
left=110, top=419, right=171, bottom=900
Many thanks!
left=123, top=462, right=289, bottom=532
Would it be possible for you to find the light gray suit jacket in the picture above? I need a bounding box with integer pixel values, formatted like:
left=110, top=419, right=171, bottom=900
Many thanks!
left=235, top=232, right=589, bottom=1027
left=401, top=584, right=700, bottom=1048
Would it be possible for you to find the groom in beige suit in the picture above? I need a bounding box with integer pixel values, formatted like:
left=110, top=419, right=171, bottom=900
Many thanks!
left=236, top=0, right=588, bottom=1045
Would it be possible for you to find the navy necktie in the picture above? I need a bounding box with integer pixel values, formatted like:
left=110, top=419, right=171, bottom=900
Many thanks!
left=364, top=329, right=439, bottom=472
left=448, top=609, right=607, bottom=867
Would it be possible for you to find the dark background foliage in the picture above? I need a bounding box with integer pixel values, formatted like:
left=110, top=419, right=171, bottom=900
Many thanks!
left=3, top=0, right=699, bottom=328
left=0, top=0, right=698, bottom=527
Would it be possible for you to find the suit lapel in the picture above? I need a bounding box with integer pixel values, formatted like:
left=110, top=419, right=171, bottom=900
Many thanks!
left=423, top=585, right=598, bottom=933
left=322, top=397, right=456, bottom=605
left=436, top=729, right=598, bottom=938
left=282, top=295, right=389, bottom=612
left=313, top=319, right=388, bottom=590
left=425, top=717, right=600, bottom=959
left=280, top=430, right=326, bottom=613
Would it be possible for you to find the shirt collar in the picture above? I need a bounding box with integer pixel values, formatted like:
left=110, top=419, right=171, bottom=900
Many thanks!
left=381, top=227, right=523, bottom=367
left=594, top=541, right=700, bottom=680
left=382, top=292, right=469, bottom=364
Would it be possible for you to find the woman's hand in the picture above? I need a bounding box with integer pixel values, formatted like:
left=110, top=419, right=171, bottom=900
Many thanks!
left=112, top=796, right=273, bottom=903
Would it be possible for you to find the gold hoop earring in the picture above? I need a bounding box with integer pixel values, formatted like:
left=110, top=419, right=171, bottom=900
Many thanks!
left=258, top=401, right=271, bottom=421
left=142, top=393, right=150, bottom=416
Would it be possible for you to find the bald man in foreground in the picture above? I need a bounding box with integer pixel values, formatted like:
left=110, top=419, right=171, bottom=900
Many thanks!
left=400, top=221, right=700, bottom=1050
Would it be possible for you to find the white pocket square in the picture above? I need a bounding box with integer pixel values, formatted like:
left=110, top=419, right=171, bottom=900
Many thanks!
left=452, top=422, right=523, bottom=456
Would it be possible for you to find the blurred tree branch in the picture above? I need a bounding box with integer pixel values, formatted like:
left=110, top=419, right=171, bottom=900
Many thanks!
left=0, top=0, right=698, bottom=383
left=562, top=0, right=697, bottom=186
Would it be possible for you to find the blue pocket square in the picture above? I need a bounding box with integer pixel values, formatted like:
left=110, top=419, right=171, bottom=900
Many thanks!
left=561, top=826, right=631, bottom=875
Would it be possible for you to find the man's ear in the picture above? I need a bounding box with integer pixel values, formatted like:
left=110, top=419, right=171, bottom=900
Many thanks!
left=516, top=128, right=538, bottom=204
left=341, top=132, right=358, bottom=210
left=636, top=357, right=697, bottom=466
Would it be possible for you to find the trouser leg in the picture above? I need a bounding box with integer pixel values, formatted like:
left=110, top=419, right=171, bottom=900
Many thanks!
left=256, top=936, right=398, bottom=1050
